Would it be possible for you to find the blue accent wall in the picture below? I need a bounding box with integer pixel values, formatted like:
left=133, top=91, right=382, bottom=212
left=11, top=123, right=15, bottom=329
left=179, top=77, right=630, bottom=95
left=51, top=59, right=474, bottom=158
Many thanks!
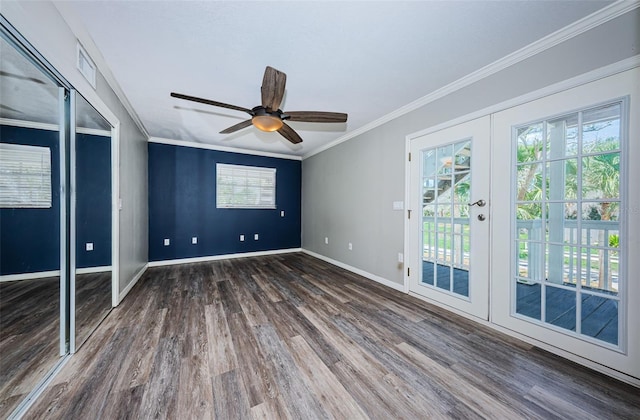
left=76, top=133, right=112, bottom=269
left=0, top=125, right=60, bottom=275
left=148, top=142, right=301, bottom=262
left=0, top=125, right=111, bottom=275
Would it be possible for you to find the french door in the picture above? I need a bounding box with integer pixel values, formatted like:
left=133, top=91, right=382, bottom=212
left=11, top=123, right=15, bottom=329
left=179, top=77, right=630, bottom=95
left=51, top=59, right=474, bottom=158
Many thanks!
left=491, top=68, right=639, bottom=380
left=408, top=116, right=490, bottom=320
left=407, top=68, right=639, bottom=382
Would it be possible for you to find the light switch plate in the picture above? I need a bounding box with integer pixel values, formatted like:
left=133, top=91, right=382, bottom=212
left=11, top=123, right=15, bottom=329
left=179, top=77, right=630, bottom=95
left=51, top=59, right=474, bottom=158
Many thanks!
left=192, top=237, right=198, bottom=244
left=254, top=234, right=259, bottom=240
left=86, top=242, right=93, bottom=251
left=280, top=210, right=285, bottom=217
left=163, top=239, right=170, bottom=246
left=393, top=201, right=404, bottom=210
left=240, top=235, right=245, bottom=242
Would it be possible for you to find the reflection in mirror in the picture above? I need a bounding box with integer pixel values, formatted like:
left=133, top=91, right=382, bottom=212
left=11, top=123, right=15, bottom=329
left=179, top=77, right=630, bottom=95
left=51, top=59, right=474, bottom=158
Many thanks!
left=74, top=94, right=112, bottom=350
left=0, top=34, right=64, bottom=417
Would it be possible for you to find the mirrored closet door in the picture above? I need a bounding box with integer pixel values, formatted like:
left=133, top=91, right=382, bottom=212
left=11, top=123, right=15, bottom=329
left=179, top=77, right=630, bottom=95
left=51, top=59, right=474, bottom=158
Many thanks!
left=0, top=29, right=69, bottom=418
left=0, top=18, right=116, bottom=418
left=72, top=94, right=113, bottom=351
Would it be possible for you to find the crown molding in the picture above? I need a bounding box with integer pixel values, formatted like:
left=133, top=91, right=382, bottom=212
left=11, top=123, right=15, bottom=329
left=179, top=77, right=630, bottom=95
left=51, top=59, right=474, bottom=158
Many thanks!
left=303, top=0, right=640, bottom=160
left=148, top=137, right=302, bottom=161
left=406, top=55, right=640, bottom=141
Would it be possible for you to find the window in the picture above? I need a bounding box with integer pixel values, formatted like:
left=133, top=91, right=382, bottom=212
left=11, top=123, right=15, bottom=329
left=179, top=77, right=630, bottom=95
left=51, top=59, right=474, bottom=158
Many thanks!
left=216, top=163, right=276, bottom=209
left=0, top=143, right=52, bottom=208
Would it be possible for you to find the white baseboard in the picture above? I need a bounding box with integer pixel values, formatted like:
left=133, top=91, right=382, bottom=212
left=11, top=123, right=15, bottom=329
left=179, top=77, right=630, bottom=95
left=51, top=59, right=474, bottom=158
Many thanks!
left=0, top=270, right=60, bottom=282
left=301, top=249, right=405, bottom=293
left=0, top=266, right=112, bottom=282
left=147, top=248, right=303, bottom=268
left=117, top=263, right=148, bottom=306
left=76, top=265, right=112, bottom=275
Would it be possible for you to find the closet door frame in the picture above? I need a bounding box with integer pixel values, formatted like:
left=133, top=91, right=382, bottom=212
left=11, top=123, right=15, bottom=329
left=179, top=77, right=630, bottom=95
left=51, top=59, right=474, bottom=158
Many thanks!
left=1, top=14, right=121, bottom=418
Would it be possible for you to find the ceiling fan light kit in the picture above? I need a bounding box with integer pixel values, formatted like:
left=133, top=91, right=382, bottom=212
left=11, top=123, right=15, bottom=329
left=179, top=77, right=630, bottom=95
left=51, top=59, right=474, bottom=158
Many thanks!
left=251, top=107, right=284, bottom=132
left=171, top=66, right=347, bottom=144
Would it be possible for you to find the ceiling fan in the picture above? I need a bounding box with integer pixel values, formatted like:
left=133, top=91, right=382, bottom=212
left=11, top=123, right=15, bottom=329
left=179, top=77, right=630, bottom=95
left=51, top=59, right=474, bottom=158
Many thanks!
left=170, top=66, right=347, bottom=144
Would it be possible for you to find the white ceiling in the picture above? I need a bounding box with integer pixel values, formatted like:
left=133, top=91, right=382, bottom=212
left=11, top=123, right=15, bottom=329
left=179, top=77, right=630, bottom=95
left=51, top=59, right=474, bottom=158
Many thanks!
left=52, top=1, right=613, bottom=157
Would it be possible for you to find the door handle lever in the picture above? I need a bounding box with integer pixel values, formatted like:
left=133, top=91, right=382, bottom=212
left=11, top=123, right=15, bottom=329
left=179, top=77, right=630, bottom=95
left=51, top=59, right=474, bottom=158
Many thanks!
left=468, top=199, right=486, bottom=207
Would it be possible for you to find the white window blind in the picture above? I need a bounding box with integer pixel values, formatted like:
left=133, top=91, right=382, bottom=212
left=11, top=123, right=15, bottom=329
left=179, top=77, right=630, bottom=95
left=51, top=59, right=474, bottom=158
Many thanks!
left=216, top=163, right=276, bottom=209
left=0, top=143, right=52, bottom=208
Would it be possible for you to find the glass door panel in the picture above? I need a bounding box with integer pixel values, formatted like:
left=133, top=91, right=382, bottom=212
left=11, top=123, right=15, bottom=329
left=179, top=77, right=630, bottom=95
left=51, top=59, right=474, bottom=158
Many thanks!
left=421, top=140, right=471, bottom=297
left=409, top=116, right=490, bottom=320
left=513, top=103, right=622, bottom=345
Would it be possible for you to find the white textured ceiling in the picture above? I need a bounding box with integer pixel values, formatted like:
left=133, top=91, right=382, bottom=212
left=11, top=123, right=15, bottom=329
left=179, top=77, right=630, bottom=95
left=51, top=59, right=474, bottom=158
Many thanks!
left=54, top=1, right=612, bottom=157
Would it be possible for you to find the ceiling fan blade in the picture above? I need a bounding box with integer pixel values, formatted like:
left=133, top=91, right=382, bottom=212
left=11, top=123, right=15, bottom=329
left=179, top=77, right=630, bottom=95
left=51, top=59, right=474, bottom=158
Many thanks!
left=220, top=119, right=253, bottom=134
left=285, top=111, right=348, bottom=123
left=170, top=92, right=253, bottom=115
left=277, top=122, right=303, bottom=144
left=261, top=66, right=287, bottom=111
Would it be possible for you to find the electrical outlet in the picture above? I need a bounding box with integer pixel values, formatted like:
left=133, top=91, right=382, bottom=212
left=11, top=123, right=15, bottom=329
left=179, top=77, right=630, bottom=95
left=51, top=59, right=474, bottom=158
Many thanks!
left=240, top=235, right=245, bottom=242
left=86, top=242, right=93, bottom=251
left=254, top=234, right=259, bottom=240
left=280, top=210, right=285, bottom=217
left=324, top=237, right=329, bottom=245
left=164, top=239, right=170, bottom=246
left=348, top=242, right=353, bottom=250
left=192, top=237, right=198, bottom=244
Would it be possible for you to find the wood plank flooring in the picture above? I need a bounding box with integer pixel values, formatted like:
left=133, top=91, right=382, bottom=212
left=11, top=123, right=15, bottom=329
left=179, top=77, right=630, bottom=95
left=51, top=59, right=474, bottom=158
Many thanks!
left=0, top=277, right=59, bottom=418
left=0, top=272, right=111, bottom=418
left=26, top=253, right=640, bottom=419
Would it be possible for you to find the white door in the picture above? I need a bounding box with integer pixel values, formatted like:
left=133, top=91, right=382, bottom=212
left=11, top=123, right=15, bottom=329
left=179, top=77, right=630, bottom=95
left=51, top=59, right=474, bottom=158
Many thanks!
left=408, top=116, right=490, bottom=320
left=491, top=68, right=640, bottom=379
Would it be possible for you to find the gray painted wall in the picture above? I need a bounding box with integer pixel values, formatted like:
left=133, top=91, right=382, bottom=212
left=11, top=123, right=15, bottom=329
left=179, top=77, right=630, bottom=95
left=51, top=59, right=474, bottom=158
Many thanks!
left=2, top=1, right=149, bottom=295
left=302, top=9, right=640, bottom=286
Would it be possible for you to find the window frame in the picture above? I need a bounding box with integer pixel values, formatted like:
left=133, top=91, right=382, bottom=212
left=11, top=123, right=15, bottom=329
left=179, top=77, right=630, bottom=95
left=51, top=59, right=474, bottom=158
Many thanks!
left=0, top=142, right=52, bottom=208
left=216, top=163, right=277, bottom=209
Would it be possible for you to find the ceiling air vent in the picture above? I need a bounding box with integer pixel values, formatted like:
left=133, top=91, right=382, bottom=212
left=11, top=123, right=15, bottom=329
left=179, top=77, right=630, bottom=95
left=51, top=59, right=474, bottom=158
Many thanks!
left=76, top=42, right=96, bottom=89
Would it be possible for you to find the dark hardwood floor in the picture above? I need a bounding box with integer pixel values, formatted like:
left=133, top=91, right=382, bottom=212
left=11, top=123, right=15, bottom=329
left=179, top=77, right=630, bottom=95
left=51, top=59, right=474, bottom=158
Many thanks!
left=0, top=276, right=60, bottom=418
left=25, top=253, right=640, bottom=419
left=74, top=272, right=113, bottom=348
left=0, top=272, right=111, bottom=418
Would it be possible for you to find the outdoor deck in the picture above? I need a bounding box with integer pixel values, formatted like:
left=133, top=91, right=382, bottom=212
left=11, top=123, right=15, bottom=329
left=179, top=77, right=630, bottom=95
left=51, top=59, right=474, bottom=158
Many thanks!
left=516, top=282, right=618, bottom=344
left=422, top=261, right=469, bottom=296
left=421, top=261, right=618, bottom=345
